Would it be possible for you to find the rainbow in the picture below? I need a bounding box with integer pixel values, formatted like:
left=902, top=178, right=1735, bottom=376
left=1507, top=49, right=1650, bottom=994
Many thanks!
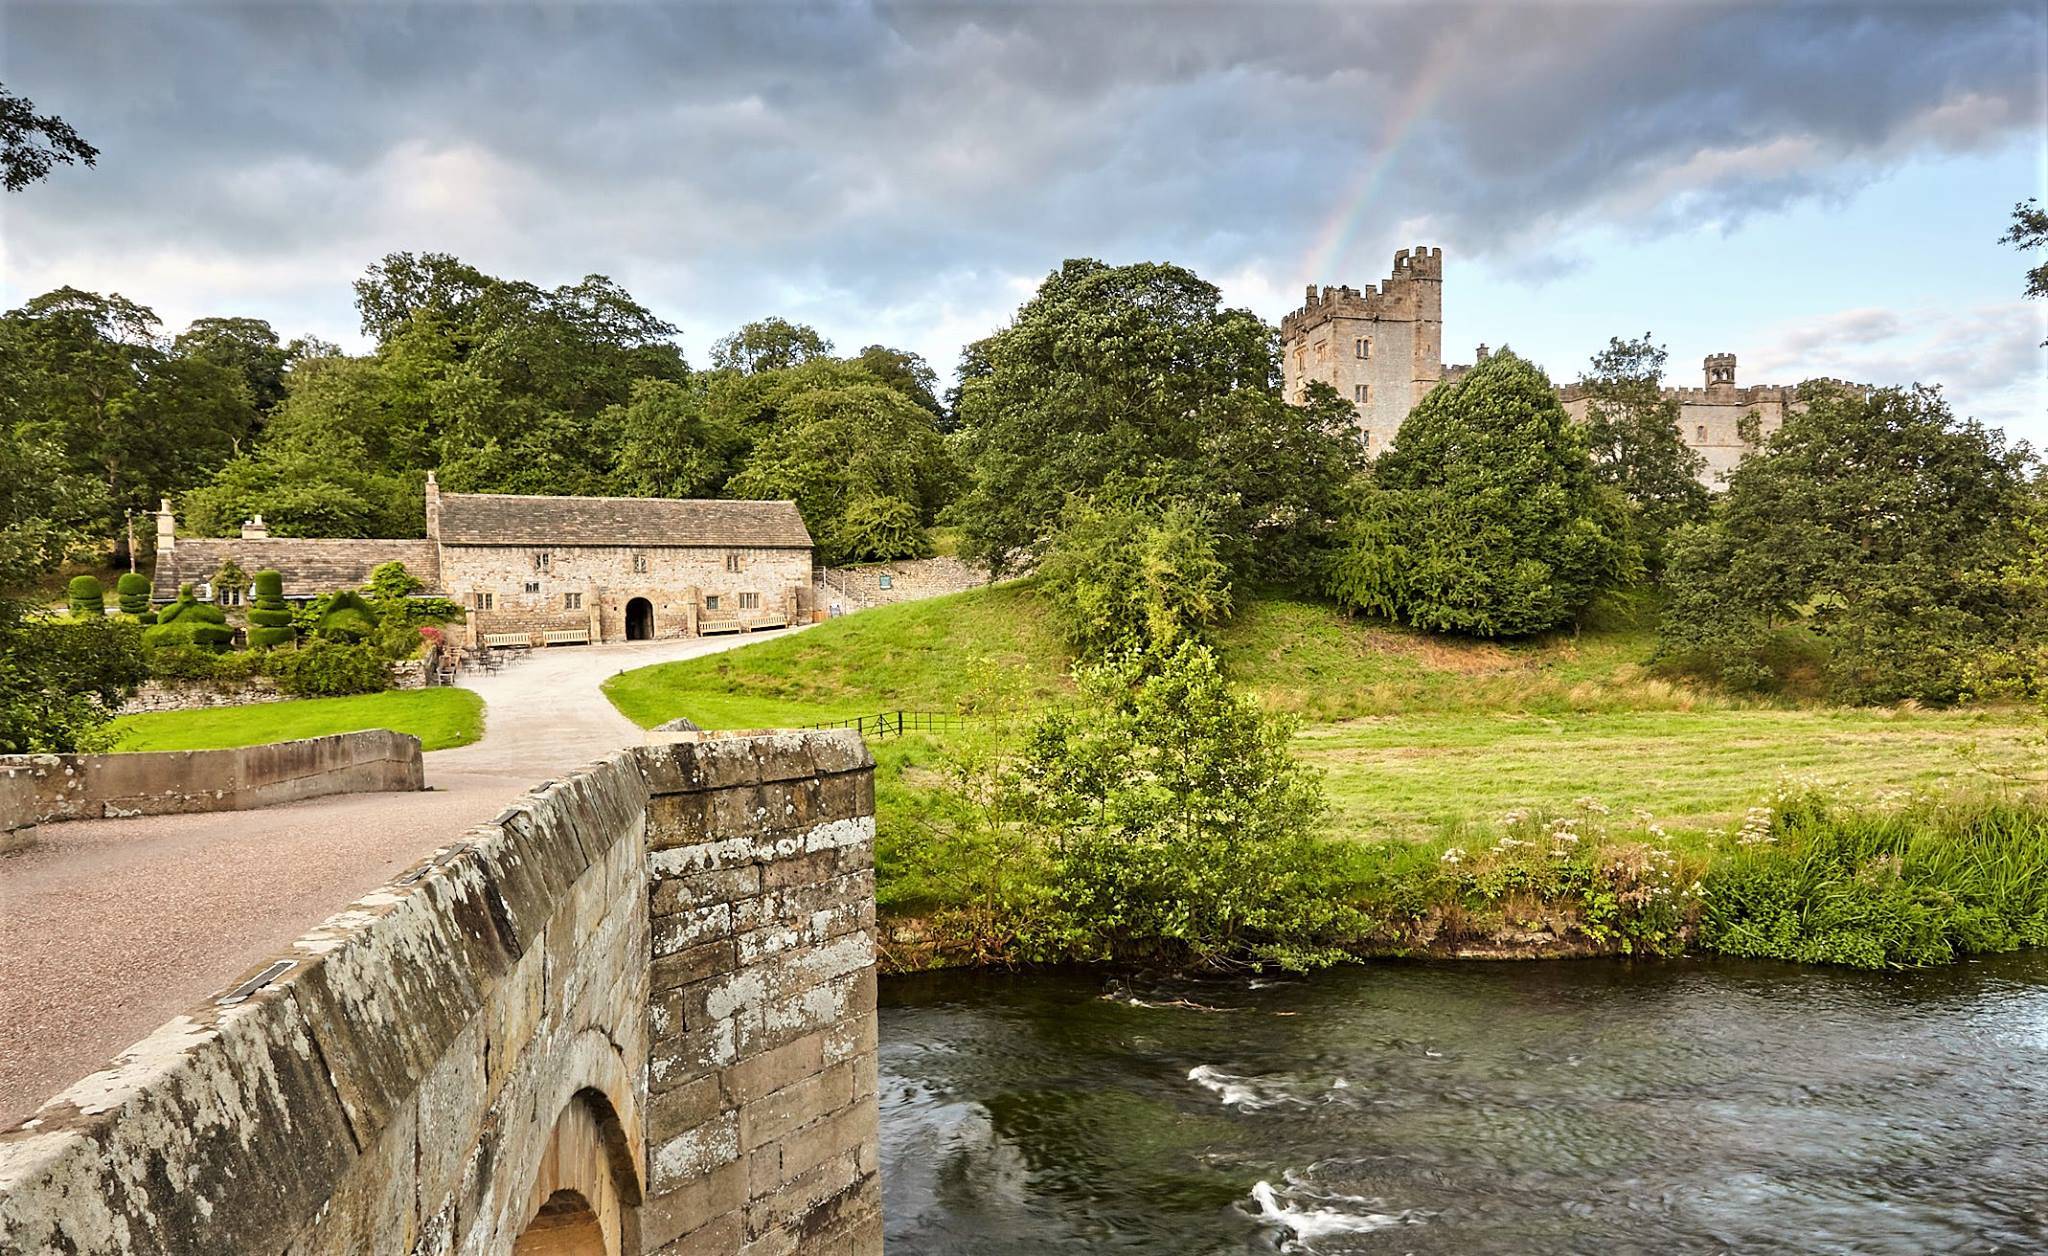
left=1295, top=22, right=1472, bottom=286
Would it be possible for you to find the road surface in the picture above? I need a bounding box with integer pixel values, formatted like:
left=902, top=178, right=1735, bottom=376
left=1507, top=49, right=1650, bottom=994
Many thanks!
left=0, top=631, right=794, bottom=1127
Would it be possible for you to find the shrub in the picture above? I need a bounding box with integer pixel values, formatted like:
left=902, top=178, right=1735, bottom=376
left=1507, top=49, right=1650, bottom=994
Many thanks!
left=0, top=611, right=147, bottom=752
left=66, top=575, right=105, bottom=618
left=1698, top=789, right=2048, bottom=968
left=143, top=585, right=233, bottom=651
left=1015, top=640, right=1362, bottom=969
left=115, top=571, right=152, bottom=617
left=247, top=568, right=295, bottom=649
left=269, top=639, right=393, bottom=697
left=314, top=590, right=378, bottom=642
left=1321, top=350, right=1640, bottom=637
left=1036, top=494, right=1232, bottom=659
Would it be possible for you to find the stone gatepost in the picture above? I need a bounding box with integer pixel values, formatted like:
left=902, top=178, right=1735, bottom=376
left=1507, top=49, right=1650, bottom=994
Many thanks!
left=633, top=731, right=882, bottom=1254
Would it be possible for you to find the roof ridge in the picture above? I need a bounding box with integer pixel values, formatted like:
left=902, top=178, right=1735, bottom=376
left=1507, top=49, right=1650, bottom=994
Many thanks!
left=440, top=491, right=799, bottom=507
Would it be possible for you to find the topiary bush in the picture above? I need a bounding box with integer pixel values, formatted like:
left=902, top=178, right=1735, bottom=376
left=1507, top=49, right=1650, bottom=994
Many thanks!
left=246, top=568, right=295, bottom=649
left=116, top=571, right=152, bottom=618
left=269, top=639, right=392, bottom=697
left=314, top=590, right=378, bottom=642
left=143, top=584, right=234, bottom=651
left=67, top=575, right=105, bottom=618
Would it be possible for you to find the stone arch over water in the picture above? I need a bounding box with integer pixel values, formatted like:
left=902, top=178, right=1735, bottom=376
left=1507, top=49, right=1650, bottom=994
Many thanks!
left=513, top=1085, right=641, bottom=1254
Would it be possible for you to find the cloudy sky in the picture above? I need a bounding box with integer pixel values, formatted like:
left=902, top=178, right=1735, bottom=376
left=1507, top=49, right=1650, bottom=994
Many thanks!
left=4, top=1, right=2044, bottom=443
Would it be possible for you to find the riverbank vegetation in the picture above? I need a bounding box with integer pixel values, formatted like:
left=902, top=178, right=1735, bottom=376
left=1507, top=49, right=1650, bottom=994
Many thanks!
left=108, top=687, right=484, bottom=752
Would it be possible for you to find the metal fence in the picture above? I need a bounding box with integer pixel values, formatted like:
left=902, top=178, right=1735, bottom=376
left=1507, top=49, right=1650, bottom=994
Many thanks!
left=802, top=706, right=1081, bottom=740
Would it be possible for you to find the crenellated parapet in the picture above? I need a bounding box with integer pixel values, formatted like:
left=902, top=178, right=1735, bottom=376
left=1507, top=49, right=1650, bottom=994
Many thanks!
left=1281, top=245, right=1443, bottom=338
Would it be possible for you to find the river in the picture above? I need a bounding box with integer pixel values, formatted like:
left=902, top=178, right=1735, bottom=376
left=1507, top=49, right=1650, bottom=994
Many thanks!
left=878, top=955, right=2048, bottom=1254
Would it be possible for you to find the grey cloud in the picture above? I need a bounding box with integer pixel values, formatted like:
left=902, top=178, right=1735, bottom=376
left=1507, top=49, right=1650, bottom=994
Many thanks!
left=1, top=1, right=2039, bottom=367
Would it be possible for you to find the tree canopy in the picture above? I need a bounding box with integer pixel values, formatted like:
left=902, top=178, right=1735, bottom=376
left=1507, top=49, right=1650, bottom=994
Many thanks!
left=1322, top=349, right=1640, bottom=637
left=1576, top=333, right=1708, bottom=573
left=953, top=258, right=1356, bottom=580
left=1, top=82, right=97, bottom=192
left=1660, top=383, right=2041, bottom=702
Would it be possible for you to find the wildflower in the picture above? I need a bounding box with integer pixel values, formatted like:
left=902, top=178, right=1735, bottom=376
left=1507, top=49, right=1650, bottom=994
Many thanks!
left=1440, top=847, right=1465, bottom=866
left=1576, top=797, right=1611, bottom=816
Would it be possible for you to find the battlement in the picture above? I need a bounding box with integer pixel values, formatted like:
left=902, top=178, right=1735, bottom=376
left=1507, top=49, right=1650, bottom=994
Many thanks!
left=1281, top=245, right=1443, bottom=337
left=1559, top=376, right=1872, bottom=406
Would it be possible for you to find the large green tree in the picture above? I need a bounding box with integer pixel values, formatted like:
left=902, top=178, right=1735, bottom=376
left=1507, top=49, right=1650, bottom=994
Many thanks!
left=1576, top=333, right=1708, bottom=573
left=1661, top=383, right=2040, bottom=703
left=726, top=380, right=954, bottom=563
left=174, top=316, right=290, bottom=416
left=1322, top=350, right=1640, bottom=637
left=0, top=287, right=255, bottom=541
left=606, top=377, right=746, bottom=499
left=1035, top=494, right=1232, bottom=659
left=710, top=317, right=833, bottom=375
left=954, top=258, right=1354, bottom=579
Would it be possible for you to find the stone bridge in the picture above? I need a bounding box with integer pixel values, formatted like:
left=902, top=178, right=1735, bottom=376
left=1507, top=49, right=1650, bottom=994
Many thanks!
left=0, top=730, right=882, bottom=1254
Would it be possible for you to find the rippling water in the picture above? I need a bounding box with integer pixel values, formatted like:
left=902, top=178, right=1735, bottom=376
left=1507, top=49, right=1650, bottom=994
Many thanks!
left=878, top=955, right=2048, bottom=1254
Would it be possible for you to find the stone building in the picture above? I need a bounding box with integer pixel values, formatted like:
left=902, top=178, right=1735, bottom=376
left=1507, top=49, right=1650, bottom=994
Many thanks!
left=1283, top=246, right=1870, bottom=485
left=1279, top=245, right=1443, bottom=455
left=151, top=475, right=815, bottom=645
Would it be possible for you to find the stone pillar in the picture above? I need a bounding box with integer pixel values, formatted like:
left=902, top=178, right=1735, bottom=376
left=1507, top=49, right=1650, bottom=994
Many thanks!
left=155, top=498, right=176, bottom=552
left=634, top=732, right=881, bottom=1255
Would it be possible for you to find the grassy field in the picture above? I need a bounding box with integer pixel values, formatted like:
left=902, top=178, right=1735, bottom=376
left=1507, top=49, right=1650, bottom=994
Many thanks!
left=605, top=582, right=2043, bottom=840
left=109, top=688, right=486, bottom=752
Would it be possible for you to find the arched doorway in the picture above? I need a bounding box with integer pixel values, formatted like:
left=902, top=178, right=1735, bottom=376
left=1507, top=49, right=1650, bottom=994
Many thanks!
left=513, top=1190, right=605, bottom=1255
left=625, top=598, right=653, bottom=641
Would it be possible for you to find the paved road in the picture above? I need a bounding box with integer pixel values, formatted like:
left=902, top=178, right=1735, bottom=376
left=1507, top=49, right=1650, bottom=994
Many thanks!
left=0, top=630, right=797, bottom=1128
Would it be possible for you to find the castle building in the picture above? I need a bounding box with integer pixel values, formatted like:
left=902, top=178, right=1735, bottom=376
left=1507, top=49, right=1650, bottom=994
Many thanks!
left=151, top=475, right=815, bottom=645
left=1279, top=246, right=1443, bottom=454
left=1282, top=247, right=1869, bottom=485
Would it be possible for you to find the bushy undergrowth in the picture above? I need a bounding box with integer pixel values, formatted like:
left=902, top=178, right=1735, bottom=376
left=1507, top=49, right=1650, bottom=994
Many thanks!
left=1698, top=788, right=2048, bottom=967
left=881, top=768, right=2048, bottom=973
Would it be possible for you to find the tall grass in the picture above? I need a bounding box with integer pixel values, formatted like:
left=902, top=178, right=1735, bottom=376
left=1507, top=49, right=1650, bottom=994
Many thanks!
left=1699, top=790, right=2048, bottom=968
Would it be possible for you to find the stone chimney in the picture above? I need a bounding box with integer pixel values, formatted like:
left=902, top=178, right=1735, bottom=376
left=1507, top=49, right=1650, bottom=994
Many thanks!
left=241, top=514, right=270, bottom=540
left=425, top=470, right=441, bottom=542
left=1475, top=343, right=1490, bottom=362
left=155, top=498, right=176, bottom=552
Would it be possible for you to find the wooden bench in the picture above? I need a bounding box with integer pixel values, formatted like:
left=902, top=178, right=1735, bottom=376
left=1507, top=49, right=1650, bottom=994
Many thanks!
left=483, top=633, right=531, bottom=649
left=543, top=628, right=590, bottom=646
left=700, top=614, right=787, bottom=636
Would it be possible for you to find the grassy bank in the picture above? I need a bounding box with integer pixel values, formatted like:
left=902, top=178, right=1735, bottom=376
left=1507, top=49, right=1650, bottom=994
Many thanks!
left=108, top=688, right=485, bottom=752
left=606, top=583, right=2046, bottom=970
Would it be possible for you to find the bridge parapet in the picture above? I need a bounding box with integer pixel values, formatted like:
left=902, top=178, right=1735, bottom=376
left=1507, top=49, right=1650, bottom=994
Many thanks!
left=0, top=730, right=880, bottom=1256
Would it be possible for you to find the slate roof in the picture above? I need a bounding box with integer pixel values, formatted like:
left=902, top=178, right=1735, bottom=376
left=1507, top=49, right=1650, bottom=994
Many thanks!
left=152, top=539, right=442, bottom=601
left=436, top=493, right=814, bottom=549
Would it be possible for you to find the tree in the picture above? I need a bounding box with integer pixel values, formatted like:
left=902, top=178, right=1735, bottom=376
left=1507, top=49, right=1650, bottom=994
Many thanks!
left=1660, top=383, right=2040, bottom=702
left=182, top=442, right=422, bottom=539
left=606, top=378, right=745, bottom=499
left=2006, top=199, right=2048, bottom=345
left=953, top=259, right=1279, bottom=575
left=848, top=345, right=945, bottom=419
left=726, top=381, right=956, bottom=563
left=143, top=584, right=232, bottom=651
left=1036, top=494, right=1233, bottom=659
left=1199, top=382, right=1367, bottom=585
left=0, top=611, right=144, bottom=752
left=1, top=287, right=255, bottom=537
left=710, top=317, right=832, bottom=374
left=1576, top=334, right=1709, bottom=573
left=1322, top=350, right=1640, bottom=637
left=0, top=428, right=108, bottom=591
left=174, top=316, right=290, bottom=416
left=1, top=83, right=97, bottom=192
left=1017, top=641, right=1352, bottom=968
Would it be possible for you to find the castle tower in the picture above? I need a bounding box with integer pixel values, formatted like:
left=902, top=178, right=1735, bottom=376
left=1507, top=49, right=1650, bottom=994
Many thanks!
left=1279, top=246, right=1445, bottom=452
left=1704, top=353, right=1737, bottom=392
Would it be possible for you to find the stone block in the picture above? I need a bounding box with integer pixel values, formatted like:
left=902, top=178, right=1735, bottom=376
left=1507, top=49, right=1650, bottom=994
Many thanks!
left=651, top=1111, right=740, bottom=1195
left=652, top=865, right=763, bottom=917
left=639, top=1160, right=745, bottom=1251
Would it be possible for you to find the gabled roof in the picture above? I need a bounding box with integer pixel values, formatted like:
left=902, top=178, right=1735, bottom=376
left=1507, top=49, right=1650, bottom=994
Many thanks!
left=436, top=493, right=813, bottom=549
left=152, top=539, right=441, bottom=601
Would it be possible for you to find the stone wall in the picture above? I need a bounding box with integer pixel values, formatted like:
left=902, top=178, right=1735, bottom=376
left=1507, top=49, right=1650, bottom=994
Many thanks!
left=818, top=556, right=992, bottom=613
left=118, top=675, right=287, bottom=714
left=0, top=773, right=33, bottom=855
left=1, top=730, right=425, bottom=824
left=637, top=731, right=882, bottom=1253
left=0, top=730, right=881, bottom=1256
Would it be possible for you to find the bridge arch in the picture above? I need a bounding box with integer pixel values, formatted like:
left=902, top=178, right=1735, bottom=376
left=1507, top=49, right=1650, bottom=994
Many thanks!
left=513, top=1085, right=640, bottom=1254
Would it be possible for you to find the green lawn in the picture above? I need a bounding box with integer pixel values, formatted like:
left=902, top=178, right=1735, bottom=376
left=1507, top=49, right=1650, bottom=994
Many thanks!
left=1305, top=707, right=2040, bottom=840
left=108, top=688, right=486, bottom=753
left=605, top=583, right=2043, bottom=841
left=602, top=582, right=1074, bottom=730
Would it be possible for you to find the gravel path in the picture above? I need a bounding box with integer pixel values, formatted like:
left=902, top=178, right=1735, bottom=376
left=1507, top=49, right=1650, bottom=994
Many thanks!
left=0, top=630, right=798, bottom=1127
